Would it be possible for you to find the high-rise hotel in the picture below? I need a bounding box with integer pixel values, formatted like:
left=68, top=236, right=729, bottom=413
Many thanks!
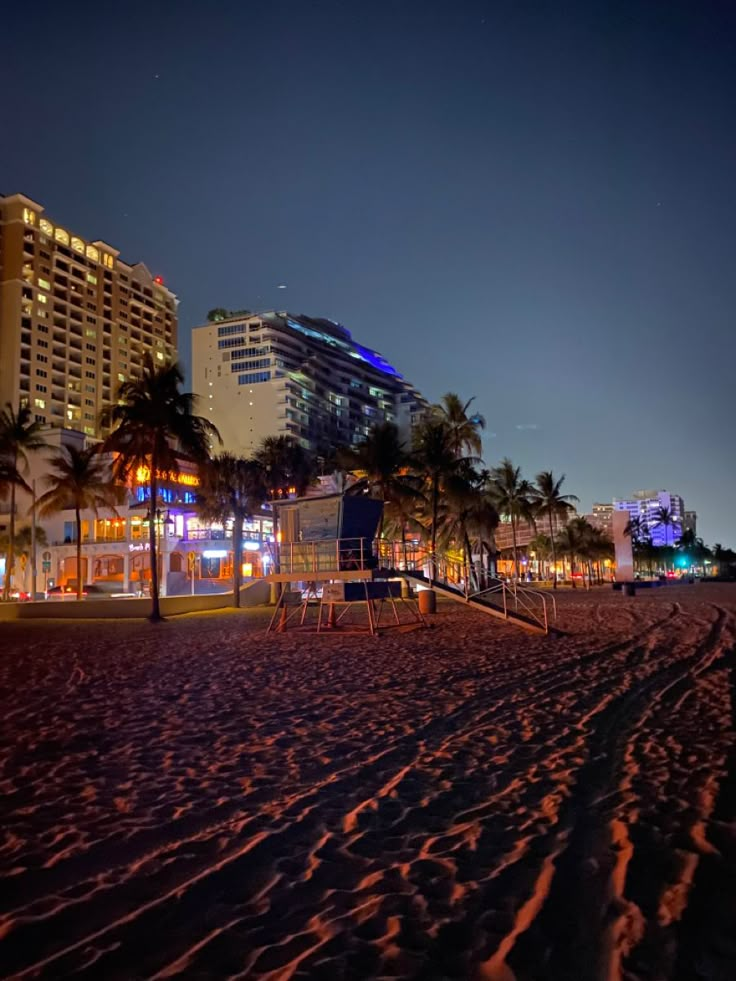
left=192, top=311, right=427, bottom=456
left=0, top=193, right=177, bottom=439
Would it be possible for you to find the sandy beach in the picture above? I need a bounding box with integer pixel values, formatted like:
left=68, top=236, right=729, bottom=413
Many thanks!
left=1, top=584, right=735, bottom=980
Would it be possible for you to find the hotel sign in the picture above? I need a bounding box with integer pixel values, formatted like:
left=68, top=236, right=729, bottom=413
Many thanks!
left=134, top=465, right=199, bottom=488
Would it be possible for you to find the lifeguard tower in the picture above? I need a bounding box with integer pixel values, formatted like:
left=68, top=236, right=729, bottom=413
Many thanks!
left=265, top=494, right=425, bottom=634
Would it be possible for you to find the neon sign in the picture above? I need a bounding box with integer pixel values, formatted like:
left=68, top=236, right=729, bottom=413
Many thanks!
left=135, top=466, right=199, bottom=487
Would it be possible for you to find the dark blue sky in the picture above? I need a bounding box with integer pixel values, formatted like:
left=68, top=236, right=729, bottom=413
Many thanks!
left=3, top=0, right=735, bottom=544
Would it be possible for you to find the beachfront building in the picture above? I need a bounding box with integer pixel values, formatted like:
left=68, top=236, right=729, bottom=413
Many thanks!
left=587, top=502, right=614, bottom=536
left=613, top=489, right=685, bottom=546
left=494, top=512, right=575, bottom=578
left=191, top=311, right=427, bottom=457
left=0, top=428, right=274, bottom=596
left=0, top=193, right=177, bottom=440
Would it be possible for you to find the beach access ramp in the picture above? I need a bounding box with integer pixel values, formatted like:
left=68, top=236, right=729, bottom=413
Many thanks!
left=397, top=570, right=558, bottom=635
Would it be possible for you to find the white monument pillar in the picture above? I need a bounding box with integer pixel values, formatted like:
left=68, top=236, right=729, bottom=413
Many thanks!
left=612, top=510, right=634, bottom=582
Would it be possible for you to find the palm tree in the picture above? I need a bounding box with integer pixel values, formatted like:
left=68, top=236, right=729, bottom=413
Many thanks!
left=556, top=520, right=586, bottom=588
left=653, top=506, right=679, bottom=549
left=487, top=458, right=534, bottom=580
left=528, top=532, right=554, bottom=580
left=197, top=454, right=266, bottom=607
left=412, top=419, right=472, bottom=579
left=436, top=469, right=484, bottom=591
left=253, top=435, right=314, bottom=557
left=529, top=471, right=579, bottom=588
left=587, top=527, right=614, bottom=583
left=101, top=355, right=219, bottom=621
left=0, top=524, right=48, bottom=595
left=0, top=403, right=49, bottom=600
left=36, top=445, right=125, bottom=599
left=433, top=393, right=486, bottom=457
left=338, top=422, right=422, bottom=542
left=467, top=490, right=500, bottom=586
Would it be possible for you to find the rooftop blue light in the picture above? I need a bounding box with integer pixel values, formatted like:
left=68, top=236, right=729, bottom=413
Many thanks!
left=285, top=317, right=402, bottom=378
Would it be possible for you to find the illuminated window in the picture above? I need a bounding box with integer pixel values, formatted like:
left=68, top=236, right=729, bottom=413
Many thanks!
left=55, top=228, right=70, bottom=245
left=39, top=218, right=53, bottom=235
left=86, top=245, right=99, bottom=262
left=117, top=372, right=125, bottom=382
left=71, top=237, right=85, bottom=254
left=38, top=278, right=51, bottom=290
left=34, top=398, right=46, bottom=409
left=102, top=253, right=114, bottom=269
left=38, top=293, right=48, bottom=304
left=23, top=208, right=36, bottom=225
left=86, top=273, right=97, bottom=285
left=156, top=351, right=164, bottom=361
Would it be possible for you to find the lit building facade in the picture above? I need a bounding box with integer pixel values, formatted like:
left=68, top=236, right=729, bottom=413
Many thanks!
left=192, top=311, right=427, bottom=457
left=0, top=429, right=274, bottom=596
left=613, top=490, right=685, bottom=546
left=0, top=193, right=177, bottom=439
left=587, top=503, right=614, bottom=536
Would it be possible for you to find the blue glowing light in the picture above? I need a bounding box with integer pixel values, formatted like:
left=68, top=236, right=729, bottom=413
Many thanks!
left=285, top=317, right=402, bottom=378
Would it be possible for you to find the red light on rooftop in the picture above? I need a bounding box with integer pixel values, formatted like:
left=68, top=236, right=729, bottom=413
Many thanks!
left=154, top=275, right=164, bottom=285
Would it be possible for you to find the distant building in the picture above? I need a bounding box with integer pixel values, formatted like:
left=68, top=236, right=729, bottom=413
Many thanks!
left=192, top=311, right=427, bottom=456
left=0, top=193, right=177, bottom=440
left=683, top=511, right=697, bottom=536
left=613, top=490, right=685, bottom=546
left=588, top=503, right=614, bottom=537
left=494, top=512, right=573, bottom=553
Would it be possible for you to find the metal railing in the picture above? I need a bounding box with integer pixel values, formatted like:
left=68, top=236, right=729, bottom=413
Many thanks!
left=378, top=540, right=555, bottom=633
left=270, top=537, right=377, bottom=575
left=470, top=580, right=554, bottom=633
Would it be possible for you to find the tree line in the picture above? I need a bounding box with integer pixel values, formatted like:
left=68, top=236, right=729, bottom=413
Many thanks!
left=2, top=355, right=730, bottom=618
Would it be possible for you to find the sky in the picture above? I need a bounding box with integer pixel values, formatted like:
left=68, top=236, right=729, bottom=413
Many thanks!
left=2, top=0, right=735, bottom=544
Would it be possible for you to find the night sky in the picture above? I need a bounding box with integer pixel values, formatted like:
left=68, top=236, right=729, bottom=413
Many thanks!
left=3, top=1, right=735, bottom=544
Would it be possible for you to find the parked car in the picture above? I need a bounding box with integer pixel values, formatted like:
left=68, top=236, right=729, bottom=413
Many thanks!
left=46, top=584, right=109, bottom=600
left=10, top=590, right=31, bottom=601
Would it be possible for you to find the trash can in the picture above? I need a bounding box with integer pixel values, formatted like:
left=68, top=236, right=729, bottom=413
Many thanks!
left=623, top=582, right=636, bottom=597
left=418, top=589, right=437, bottom=615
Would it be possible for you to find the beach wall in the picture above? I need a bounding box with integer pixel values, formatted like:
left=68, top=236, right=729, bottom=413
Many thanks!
left=0, top=579, right=271, bottom=621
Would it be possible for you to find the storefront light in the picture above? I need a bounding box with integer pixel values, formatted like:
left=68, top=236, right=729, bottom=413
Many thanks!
left=202, top=550, right=228, bottom=558
left=244, top=541, right=260, bottom=551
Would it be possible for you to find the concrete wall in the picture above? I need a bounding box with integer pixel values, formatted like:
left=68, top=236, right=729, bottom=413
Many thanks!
left=0, top=578, right=271, bottom=621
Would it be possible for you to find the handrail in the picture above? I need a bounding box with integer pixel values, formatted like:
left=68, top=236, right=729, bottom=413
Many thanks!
left=271, top=537, right=378, bottom=575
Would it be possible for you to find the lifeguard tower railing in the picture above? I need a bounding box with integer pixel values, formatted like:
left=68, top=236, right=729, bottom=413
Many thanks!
left=267, top=537, right=378, bottom=579
left=265, top=537, right=554, bottom=633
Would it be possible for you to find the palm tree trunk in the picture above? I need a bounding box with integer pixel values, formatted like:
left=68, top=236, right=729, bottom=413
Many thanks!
left=511, top=514, right=519, bottom=580
left=149, top=464, right=162, bottom=622
left=430, top=474, right=439, bottom=581
left=570, top=551, right=577, bottom=588
left=548, top=508, right=557, bottom=588
left=463, top=529, right=474, bottom=593
left=271, top=501, right=280, bottom=573
left=233, top=513, right=243, bottom=608
left=4, top=478, right=16, bottom=601
left=75, top=504, right=83, bottom=600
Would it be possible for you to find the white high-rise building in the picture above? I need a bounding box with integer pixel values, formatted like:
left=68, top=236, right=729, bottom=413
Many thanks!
left=192, top=311, right=427, bottom=456
left=613, top=490, right=685, bottom=546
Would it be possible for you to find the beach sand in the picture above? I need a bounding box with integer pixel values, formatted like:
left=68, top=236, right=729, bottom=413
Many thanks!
left=1, top=584, right=735, bottom=979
